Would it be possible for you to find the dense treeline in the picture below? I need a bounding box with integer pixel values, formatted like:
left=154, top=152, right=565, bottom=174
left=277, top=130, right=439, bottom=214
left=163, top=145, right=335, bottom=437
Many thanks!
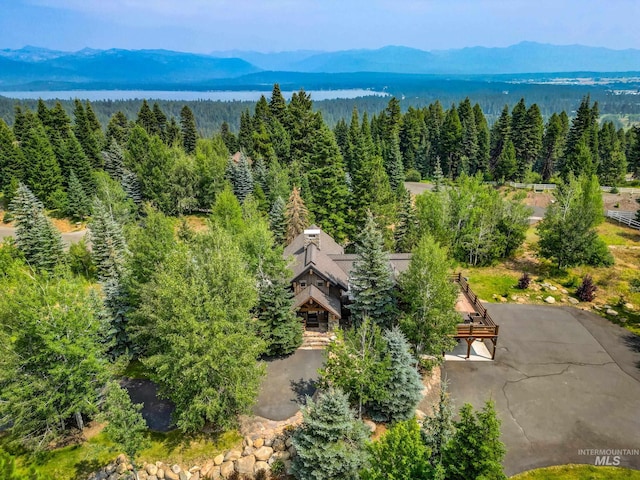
left=3, top=78, right=640, bottom=136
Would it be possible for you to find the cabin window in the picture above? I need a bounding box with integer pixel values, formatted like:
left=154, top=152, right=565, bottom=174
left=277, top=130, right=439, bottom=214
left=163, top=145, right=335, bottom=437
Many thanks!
left=317, top=280, right=324, bottom=287
left=299, top=281, right=307, bottom=288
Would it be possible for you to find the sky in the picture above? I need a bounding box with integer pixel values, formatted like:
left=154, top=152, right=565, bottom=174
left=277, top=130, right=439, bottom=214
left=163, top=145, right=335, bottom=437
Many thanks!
left=1, top=0, right=639, bottom=53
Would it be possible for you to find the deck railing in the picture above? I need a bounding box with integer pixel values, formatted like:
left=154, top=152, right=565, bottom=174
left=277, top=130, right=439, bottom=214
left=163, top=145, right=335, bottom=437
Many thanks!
left=450, top=272, right=499, bottom=359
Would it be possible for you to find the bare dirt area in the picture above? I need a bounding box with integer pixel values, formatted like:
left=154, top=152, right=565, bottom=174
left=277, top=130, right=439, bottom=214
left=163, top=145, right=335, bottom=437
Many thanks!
left=516, top=189, right=640, bottom=212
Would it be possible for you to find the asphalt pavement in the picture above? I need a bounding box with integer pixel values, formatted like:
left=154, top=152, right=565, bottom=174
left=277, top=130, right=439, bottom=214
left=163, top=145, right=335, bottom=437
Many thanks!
left=443, top=304, right=640, bottom=476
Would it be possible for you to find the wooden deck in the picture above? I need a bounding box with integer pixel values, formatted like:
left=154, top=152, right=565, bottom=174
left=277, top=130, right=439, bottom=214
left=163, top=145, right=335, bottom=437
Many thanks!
left=451, top=273, right=500, bottom=359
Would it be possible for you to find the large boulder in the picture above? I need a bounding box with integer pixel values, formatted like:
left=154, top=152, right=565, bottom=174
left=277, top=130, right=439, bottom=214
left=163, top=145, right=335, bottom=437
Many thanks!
left=224, top=450, right=242, bottom=462
left=235, top=455, right=256, bottom=476
left=254, top=461, right=270, bottom=474
left=254, top=446, right=274, bottom=462
left=219, top=461, right=234, bottom=479
left=164, top=470, right=179, bottom=480
left=213, top=454, right=224, bottom=466
left=146, top=464, right=159, bottom=476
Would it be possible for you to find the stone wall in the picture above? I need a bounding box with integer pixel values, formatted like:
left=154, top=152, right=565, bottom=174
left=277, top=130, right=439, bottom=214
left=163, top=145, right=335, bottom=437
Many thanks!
left=88, top=431, right=296, bottom=480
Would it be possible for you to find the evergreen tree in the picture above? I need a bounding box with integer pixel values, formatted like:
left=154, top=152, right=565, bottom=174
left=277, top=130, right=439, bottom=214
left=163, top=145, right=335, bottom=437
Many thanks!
left=66, top=170, right=91, bottom=220
left=9, top=183, right=65, bottom=272
left=269, top=83, right=288, bottom=125
left=367, top=327, right=423, bottom=423
left=306, top=125, right=350, bottom=241
left=0, top=119, right=25, bottom=192
left=20, top=122, right=63, bottom=206
left=422, top=380, right=454, bottom=477
left=458, top=98, right=478, bottom=175
left=63, top=133, right=95, bottom=192
left=166, top=117, right=182, bottom=146
left=100, top=381, right=148, bottom=478
left=285, top=186, right=310, bottom=244
left=361, top=419, right=433, bottom=480
left=136, top=99, right=157, bottom=136
left=291, top=388, right=369, bottom=480
left=180, top=105, right=198, bottom=154
left=348, top=212, right=396, bottom=327
left=598, top=124, right=627, bottom=186
left=629, top=125, right=640, bottom=178
left=510, top=98, right=528, bottom=176
left=232, top=152, right=254, bottom=203
left=562, top=96, right=599, bottom=179
left=444, top=401, right=507, bottom=480
left=539, top=113, right=566, bottom=181
left=152, top=102, right=168, bottom=141
left=220, top=121, right=238, bottom=153
left=440, top=105, right=463, bottom=178
left=89, top=198, right=130, bottom=355
left=89, top=198, right=128, bottom=282
left=238, top=110, right=254, bottom=155
left=494, top=139, right=517, bottom=181
left=269, top=196, right=287, bottom=245
left=394, top=188, right=418, bottom=252
left=399, top=234, right=459, bottom=357
left=106, top=110, right=130, bottom=145
left=255, top=271, right=303, bottom=356
left=473, top=103, right=490, bottom=174
left=73, top=99, right=102, bottom=168
left=522, top=103, right=544, bottom=178
left=490, top=105, right=511, bottom=173
left=382, top=134, right=405, bottom=191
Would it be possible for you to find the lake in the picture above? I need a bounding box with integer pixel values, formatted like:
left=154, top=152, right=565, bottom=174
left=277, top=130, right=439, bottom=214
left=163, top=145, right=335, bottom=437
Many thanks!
left=0, top=89, right=389, bottom=102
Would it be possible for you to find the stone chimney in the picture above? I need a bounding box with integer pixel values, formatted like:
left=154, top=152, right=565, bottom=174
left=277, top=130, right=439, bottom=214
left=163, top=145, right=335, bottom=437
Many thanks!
left=304, top=226, right=321, bottom=249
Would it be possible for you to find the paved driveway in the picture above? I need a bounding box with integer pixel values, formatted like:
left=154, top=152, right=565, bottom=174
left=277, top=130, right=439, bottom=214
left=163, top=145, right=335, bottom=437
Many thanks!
left=0, top=225, right=86, bottom=248
left=253, top=349, right=324, bottom=421
left=443, top=304, right=640, bottom=476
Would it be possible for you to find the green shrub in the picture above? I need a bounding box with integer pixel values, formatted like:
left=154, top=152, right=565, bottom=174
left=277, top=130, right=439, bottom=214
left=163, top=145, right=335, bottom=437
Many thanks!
left=405, top=169, right=421, bottom=182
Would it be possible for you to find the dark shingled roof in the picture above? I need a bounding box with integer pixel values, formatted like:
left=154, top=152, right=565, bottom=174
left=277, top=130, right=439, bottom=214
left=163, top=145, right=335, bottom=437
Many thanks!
left=284, top=225, right=344, bottom=258
left=285, top=227, right=411, bottom=291
left=293, top=285, right=342, bottom=318
left=328, top=253, right=412, bottom=278
left=289, top=242, right=349, bottom=289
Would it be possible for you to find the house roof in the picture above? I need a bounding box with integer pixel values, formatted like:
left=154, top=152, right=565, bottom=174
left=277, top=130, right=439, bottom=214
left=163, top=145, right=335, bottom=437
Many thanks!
left=285, top=227, right=411, bottom=291
left=293, top=284, right=342, bottom=318
left=290, top=242, right=349, bottom=290
left=284, top=225, right=344, bottom=257
left=328, top=253, right=412, bottom=278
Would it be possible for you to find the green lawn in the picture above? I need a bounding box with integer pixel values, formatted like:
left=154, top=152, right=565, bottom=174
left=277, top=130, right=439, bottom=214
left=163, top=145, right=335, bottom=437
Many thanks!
left=511, top=464, right=640, bottom=479
left=5, top=429, right=241, bottom=480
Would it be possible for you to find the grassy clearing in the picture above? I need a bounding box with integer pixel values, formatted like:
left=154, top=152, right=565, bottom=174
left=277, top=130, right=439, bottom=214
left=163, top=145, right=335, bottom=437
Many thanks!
left=4, top=429, right=241, bottom=480
left=510, top=464, right=640, bottom=479
left=461, top=220, right=640, bottom=335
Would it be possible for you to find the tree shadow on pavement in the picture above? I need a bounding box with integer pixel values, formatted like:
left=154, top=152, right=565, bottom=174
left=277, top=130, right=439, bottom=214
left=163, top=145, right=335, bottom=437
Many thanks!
left=289, top=378, right=317, bottom=406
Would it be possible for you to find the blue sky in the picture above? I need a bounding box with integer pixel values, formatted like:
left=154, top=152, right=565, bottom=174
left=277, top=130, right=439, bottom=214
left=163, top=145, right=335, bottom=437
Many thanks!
left=1, top=0, right=639, bottom=53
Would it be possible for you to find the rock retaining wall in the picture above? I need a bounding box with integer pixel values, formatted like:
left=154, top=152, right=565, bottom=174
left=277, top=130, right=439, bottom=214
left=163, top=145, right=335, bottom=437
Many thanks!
left=88, top=431, right=296, bottom=480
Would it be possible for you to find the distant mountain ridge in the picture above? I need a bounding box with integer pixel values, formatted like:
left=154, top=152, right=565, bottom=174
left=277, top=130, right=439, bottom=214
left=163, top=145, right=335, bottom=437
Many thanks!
left=1, top=42, right=640, bottom=90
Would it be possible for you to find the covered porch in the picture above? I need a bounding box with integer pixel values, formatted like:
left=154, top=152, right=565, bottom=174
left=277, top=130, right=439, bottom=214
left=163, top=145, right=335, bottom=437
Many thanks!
left=293, top=284, right=341, bottom=332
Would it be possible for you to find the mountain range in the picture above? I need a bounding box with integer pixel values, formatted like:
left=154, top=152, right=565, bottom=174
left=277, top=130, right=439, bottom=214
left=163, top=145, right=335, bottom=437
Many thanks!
left=2, top=42, right=640, bottom=90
